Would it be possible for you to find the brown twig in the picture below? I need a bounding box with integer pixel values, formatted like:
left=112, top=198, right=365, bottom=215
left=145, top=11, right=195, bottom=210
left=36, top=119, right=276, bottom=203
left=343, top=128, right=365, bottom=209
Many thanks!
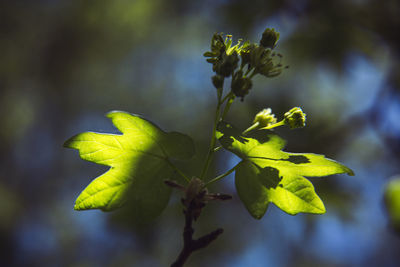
left=171, top=200, right=223, bottom=267
left=166, top=178, right=231, bottom=267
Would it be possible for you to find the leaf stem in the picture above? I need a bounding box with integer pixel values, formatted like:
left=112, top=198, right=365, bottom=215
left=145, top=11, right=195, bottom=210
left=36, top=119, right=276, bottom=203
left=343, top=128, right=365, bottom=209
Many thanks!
left=166, top=158, right=191, bottom=183
left=204, top=162, right=241, bottom=187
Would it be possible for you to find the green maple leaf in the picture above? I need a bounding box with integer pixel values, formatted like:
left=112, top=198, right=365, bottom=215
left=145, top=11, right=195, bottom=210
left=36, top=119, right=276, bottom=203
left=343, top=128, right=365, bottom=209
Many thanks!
left=216, top=121, right=354, bottom=219
left=64, top=111, right=195, bottom=219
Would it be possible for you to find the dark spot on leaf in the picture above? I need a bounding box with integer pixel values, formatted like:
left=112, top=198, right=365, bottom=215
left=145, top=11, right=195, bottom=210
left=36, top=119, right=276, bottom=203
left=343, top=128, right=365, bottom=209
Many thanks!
left=246, top=130, right=272, bottom=144
left=217, top=122, right=248, bottom=147
left=255, top=165, right=281, bottom=189
left=287, top=155, right=310, bottom=164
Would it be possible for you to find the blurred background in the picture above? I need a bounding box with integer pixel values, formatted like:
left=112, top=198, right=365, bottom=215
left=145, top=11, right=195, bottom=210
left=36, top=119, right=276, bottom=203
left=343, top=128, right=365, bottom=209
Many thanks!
left=1, top=0, right=400, bottom=266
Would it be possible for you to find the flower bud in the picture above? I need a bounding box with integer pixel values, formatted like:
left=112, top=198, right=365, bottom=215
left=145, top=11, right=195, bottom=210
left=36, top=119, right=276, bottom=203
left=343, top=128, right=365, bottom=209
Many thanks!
left=231, top=71, right=252, bottom=100
left=216, top=52, right=239, bottom=77
left=211, top=75, right=224, bottom=89
left=250, top=46, right=267, bottom=68
left=253, top=108, right=277, bottom=127
left=284, top=107, right=306, bottom=129
left=260, top=28, right=279, bottom=49
left=210, top=33, right=225, bottom=55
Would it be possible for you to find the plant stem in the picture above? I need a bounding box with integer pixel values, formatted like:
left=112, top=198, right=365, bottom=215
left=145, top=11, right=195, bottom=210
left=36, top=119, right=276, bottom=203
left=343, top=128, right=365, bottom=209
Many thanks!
left=200, top=91, right=235, bottom=180
left=220, top=91, right=232, bottom=104
left=200, top=91, right=224, bottom=180
left=221, top=93, right=235, bottom=121
left=204, top=162, right=241, bottom=187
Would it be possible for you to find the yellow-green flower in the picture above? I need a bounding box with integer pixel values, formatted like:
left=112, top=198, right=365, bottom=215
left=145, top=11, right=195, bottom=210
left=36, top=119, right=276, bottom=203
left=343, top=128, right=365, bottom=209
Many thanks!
left=284, top=107, right=306, bottom=129
left=253, top=108, right=277, bottom=127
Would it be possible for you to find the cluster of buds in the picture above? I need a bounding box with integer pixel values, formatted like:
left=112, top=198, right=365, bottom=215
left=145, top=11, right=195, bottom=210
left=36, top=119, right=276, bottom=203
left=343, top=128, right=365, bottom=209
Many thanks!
left=253, top=108, right=277, bottom=128
left=244, top=107, right=306, bottom=134
left=283, top=107, right=306, bottom=129
left=204, top=28, right=287, bottom=101
left=231, top=70, right=252, bottom=100
left=204, top=34, right=242, bottom=78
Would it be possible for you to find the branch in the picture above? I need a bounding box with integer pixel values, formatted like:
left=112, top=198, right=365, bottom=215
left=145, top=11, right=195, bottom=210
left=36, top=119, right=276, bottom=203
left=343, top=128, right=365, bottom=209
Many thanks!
left=168, top=178, right=230, bottom=267
left=171, top=199, right=224, bottom=267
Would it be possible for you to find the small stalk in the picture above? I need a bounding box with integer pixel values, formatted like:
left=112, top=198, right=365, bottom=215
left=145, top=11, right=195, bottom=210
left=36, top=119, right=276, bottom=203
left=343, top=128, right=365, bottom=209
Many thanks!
left=242, top=122, right=260, bottom=135
left=166, top=158, right=190, bottom=183
left=204, top=162, right=241, bottom=187
left=260, top=120, right=285, bottom=130
left=221, top=93, right=235, bottom=121
left=200, top=92, right=224, bottom=180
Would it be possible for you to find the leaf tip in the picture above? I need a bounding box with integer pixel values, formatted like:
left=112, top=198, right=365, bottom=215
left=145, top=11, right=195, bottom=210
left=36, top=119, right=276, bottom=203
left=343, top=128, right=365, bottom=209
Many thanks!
left=74, top=197, right=86, bottom=211
left=314, top=200, right=326, bottom=215
left=252, top=214, right=263, bottom=220
left=248, top=206, right=268, bottom=220
left=318, top=205, right=326, bottom=215
left=340, top=164, right=355, bottom=176
left=347, top=168, right=355, bottom=176
left=63, top=136, right=75, bottom=148
left=106, top=110, right=123, bottom=119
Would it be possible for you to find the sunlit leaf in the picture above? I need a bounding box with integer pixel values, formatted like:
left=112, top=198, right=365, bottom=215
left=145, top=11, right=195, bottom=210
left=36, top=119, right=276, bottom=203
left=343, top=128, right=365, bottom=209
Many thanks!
left=216, top=121, right=353, bottom=218
left=64, top=111, right=195, bottom=219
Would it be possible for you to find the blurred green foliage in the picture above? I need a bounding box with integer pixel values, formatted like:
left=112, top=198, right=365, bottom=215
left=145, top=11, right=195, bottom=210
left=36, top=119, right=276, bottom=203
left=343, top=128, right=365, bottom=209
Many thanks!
left=385, top=176, right=400, bottom=232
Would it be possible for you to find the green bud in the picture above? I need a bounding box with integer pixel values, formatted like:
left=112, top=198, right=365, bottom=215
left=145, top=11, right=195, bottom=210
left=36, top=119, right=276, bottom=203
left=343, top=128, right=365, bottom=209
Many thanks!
left=253, top=108, right=277, bottom=127
left=231, top=70, right=252, bottom=100
left=250, top=45, right=285, bottom=78
left=260, top=28, right=279, bottom=49
left=216, top=51, right=239, bottom=77
left=284, top=107, right=306, bottom=129
left=204, top=33, right=226, bottom=71
left=210, top=33, right=225, bottom=55
left=211, top=75, right=224, bottom=89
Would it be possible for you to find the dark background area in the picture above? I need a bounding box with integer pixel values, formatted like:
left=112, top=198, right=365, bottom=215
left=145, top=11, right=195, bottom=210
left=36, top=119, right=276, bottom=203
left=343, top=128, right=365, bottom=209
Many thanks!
left=1, top=0, right=400, bottom=266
